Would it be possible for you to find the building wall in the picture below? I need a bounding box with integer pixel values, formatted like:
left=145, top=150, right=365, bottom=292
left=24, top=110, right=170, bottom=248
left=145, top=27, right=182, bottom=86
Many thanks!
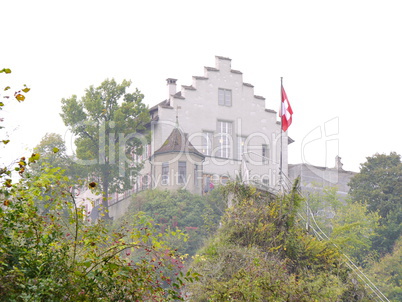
left=288, top=163, right=356, bottom=199
left=151, top=152, right=204, bottom=195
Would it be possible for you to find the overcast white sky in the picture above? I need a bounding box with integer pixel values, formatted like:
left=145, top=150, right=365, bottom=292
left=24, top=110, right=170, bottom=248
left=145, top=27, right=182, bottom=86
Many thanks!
left=2, top=0, right=402, bottom=172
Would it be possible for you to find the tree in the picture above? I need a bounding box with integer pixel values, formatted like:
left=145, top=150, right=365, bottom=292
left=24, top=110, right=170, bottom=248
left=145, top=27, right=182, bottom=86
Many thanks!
left=33, top=132, right=67, bottom=164
left=118, top=189, right=226, bottom=255
left=367, top=235, right=402, bottom=302
left=348, top=152, right=402, bottom=255
left=1, top=71, right=195, bottom=300
left=303, top=187, right=380, bottom=266
left=30, top=133, right=84, bottom=180
left=60, top=79, right=150, bottom=219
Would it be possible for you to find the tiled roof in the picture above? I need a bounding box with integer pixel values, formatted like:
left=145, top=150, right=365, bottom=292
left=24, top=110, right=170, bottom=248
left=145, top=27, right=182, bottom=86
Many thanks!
left=153, top=127, right=205, bottom=158
left=205, top=67, right=219, bottom=72
left=216, top=56, right=231, bottom=61
left=173, top=91, right=184, bottom=99
left=149, top=100, right=168, bottom=112
left=182, top=85, right=196, bottom=90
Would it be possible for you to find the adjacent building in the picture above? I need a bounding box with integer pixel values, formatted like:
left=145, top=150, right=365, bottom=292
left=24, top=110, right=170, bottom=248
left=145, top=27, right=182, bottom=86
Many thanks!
left=288, top=156, right=356, bottom=199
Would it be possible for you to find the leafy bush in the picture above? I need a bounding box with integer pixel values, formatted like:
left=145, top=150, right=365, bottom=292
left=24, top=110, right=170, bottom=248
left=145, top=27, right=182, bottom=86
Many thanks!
left=187, top=182, right=371, bottom=301
left=0, top=163, right=198, bottom=301
left=119, top=189, right=226, bottom=256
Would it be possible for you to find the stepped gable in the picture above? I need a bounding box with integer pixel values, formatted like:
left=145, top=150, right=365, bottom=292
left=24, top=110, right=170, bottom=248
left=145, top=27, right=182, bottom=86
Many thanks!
left=153, top=127, right=204, bottom=158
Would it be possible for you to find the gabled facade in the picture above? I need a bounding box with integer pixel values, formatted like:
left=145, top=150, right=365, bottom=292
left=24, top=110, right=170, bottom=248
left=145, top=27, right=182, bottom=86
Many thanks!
left=142, top=56, right=292, bottom=194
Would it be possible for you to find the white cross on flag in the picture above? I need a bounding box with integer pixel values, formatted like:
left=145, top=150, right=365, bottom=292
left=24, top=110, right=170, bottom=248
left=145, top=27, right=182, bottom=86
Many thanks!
left=280, top=85, right=293, bottom=132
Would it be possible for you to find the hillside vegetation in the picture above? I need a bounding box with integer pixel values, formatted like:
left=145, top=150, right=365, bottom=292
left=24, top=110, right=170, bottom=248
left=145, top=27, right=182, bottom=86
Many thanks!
left=186, top=182, right=371, bottom=302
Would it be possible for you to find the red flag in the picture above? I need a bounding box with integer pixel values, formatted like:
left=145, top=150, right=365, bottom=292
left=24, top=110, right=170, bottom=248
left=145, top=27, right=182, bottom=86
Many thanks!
left=280, top=85, right=293, bottom=131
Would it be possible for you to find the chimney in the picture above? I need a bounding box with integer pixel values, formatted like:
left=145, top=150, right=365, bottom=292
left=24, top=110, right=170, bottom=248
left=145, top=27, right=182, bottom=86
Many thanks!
left=166, top=78, right=177, bottom=97
left=335, top=155, right=344, bottom=170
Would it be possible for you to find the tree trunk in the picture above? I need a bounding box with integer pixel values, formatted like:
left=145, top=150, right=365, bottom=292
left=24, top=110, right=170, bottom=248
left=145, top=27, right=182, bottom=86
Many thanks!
left=101, top=166, right=111, bottom=220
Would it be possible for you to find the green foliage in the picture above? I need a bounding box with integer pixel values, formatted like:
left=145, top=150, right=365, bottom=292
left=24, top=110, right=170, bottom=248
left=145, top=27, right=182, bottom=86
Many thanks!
left=349, top=152, right=402, bottom=255
left=0, top=162, right=194, bottom=301
left=304, top=187, right=380, bottom=266
left=331, top=202, right=379, bottom=265
left=60, top=78, right=151, bottom=219
left=367, top=235, right=402, bottom=301
left=187, top=182, right=371, bottom=301
left=1, top=71, right=194, bottom=301
left=29, top=133, right=86, bottom=181
left=117, top=189, right=226, bottom=256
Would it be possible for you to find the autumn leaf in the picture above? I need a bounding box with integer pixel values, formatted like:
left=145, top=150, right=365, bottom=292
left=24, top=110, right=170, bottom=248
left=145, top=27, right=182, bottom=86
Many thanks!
left=0, top=68, right=11, bottom=74
left=53, top=147, right=59, bottom=153
left=4, top=86, right=10, bottom=91
left=18, top=160, right=26, bottom=166
left=15, top=94, right=25, bottom=102
left=22, top=87, right=30, bottom=93
left=5, top=179, right=12, bottom=187
left=2, top=140, right=10, bottom=144
left=29, top=153, right=40, bottom=163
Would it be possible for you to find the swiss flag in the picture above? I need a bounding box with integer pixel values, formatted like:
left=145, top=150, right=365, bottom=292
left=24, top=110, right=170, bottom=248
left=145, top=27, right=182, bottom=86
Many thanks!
left=280, top=85, right=293, bottom=132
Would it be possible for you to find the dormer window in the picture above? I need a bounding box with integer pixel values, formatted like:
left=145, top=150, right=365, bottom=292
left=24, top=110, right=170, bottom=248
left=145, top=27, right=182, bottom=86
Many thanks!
left=218, top=88, right=232, bottom=107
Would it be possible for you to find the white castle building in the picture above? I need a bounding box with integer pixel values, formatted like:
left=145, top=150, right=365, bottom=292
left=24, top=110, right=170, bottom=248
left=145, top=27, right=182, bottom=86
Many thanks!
left=81, top=56, right=293, bottom=219
left=140, top=56, right=292, bottom=195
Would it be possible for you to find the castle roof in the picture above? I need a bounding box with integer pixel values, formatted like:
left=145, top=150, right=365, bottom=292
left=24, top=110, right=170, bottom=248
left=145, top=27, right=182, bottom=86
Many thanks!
left=153, top=127, right=205, bottom=159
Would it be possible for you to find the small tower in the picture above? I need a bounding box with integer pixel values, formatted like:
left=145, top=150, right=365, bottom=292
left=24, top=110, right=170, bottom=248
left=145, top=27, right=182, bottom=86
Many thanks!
left=150, top=127, right=204, bottom=194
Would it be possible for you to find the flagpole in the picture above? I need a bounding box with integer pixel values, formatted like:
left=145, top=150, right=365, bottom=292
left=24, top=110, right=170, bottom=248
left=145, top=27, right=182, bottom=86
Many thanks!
left=279, top=77, right=283, bottom=193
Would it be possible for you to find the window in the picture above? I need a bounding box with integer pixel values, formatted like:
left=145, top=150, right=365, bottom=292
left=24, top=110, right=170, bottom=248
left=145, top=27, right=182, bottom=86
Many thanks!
left=162, top=162, right=169, bottom=185
left=194, top=164, right=202, bottom=187
left=204, top=176, right=215, bottom=193
left=217, top=120, right=232, bottom=158
left=221, top=175, right=229, bottom=184
left=237, top=136, right=246, bottom=160
left=262, top=144, right=269, bottom=164
left=202, top=131, right=213, bottom=156
left=178, top=161, right=186, bottom=184
left=218, top=88, right=232, bottom=107
left=142, top=175, right=150, bottom=190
